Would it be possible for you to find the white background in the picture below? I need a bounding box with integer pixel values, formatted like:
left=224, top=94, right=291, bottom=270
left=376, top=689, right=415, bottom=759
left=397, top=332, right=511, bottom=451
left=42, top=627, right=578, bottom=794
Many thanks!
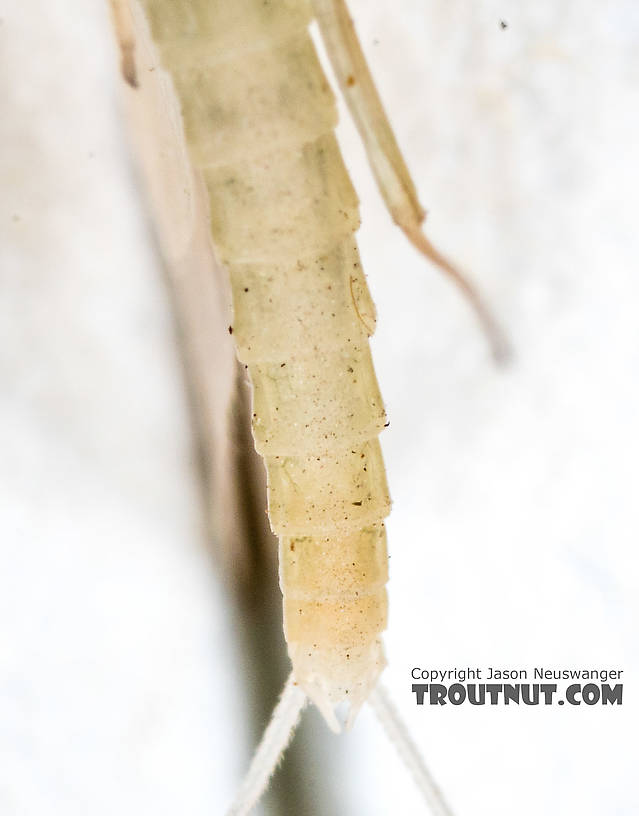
left=1, top=0, right=637, bottom=814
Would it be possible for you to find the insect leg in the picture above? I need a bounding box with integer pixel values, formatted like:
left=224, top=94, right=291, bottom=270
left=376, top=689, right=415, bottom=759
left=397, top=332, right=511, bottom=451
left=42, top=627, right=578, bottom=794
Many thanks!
left=312, top=0, right=510, bottom=361
left=108, top=0, right=139, bottom=87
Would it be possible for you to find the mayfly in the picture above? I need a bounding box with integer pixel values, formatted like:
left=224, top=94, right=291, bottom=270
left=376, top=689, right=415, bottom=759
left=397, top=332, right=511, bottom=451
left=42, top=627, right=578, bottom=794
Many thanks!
left=109, top=0, right=507, bottom=812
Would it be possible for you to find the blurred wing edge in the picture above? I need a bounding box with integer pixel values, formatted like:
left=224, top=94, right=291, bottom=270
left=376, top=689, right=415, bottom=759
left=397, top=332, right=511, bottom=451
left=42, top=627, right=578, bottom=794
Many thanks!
left=108, top=0, right=274, bottom=584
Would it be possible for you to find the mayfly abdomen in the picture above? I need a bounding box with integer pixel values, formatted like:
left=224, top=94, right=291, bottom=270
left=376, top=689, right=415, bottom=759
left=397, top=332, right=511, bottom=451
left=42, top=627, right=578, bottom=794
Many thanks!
left=230, top=240, right=377, bottom=363
left=140, top=0, right=391, bottom=727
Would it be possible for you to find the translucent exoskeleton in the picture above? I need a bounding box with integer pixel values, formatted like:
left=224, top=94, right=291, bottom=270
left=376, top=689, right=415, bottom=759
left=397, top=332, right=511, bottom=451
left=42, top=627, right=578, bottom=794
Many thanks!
left=108, top=0, right=506, bottom=812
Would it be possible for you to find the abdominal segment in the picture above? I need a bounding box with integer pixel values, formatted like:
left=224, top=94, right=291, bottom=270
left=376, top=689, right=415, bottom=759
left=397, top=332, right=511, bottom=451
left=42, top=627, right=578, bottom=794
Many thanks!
left=141, top=0, right=390, bottom=725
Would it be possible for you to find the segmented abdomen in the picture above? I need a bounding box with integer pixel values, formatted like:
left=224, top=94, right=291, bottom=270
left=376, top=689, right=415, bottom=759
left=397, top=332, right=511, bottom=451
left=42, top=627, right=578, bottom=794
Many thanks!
left=142, top=0, right=390, bottom=723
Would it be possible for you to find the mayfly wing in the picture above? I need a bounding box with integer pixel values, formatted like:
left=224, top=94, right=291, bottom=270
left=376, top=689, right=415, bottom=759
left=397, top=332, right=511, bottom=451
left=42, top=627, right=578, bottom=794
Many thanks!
left=108, top=0, right=274, bottom=580
left=106, top=14, right=310, bottom=806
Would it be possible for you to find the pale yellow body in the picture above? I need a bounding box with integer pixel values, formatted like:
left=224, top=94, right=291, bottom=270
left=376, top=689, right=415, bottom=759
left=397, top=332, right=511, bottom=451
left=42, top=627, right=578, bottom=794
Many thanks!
left=139, top=0, right=391, bottom=724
